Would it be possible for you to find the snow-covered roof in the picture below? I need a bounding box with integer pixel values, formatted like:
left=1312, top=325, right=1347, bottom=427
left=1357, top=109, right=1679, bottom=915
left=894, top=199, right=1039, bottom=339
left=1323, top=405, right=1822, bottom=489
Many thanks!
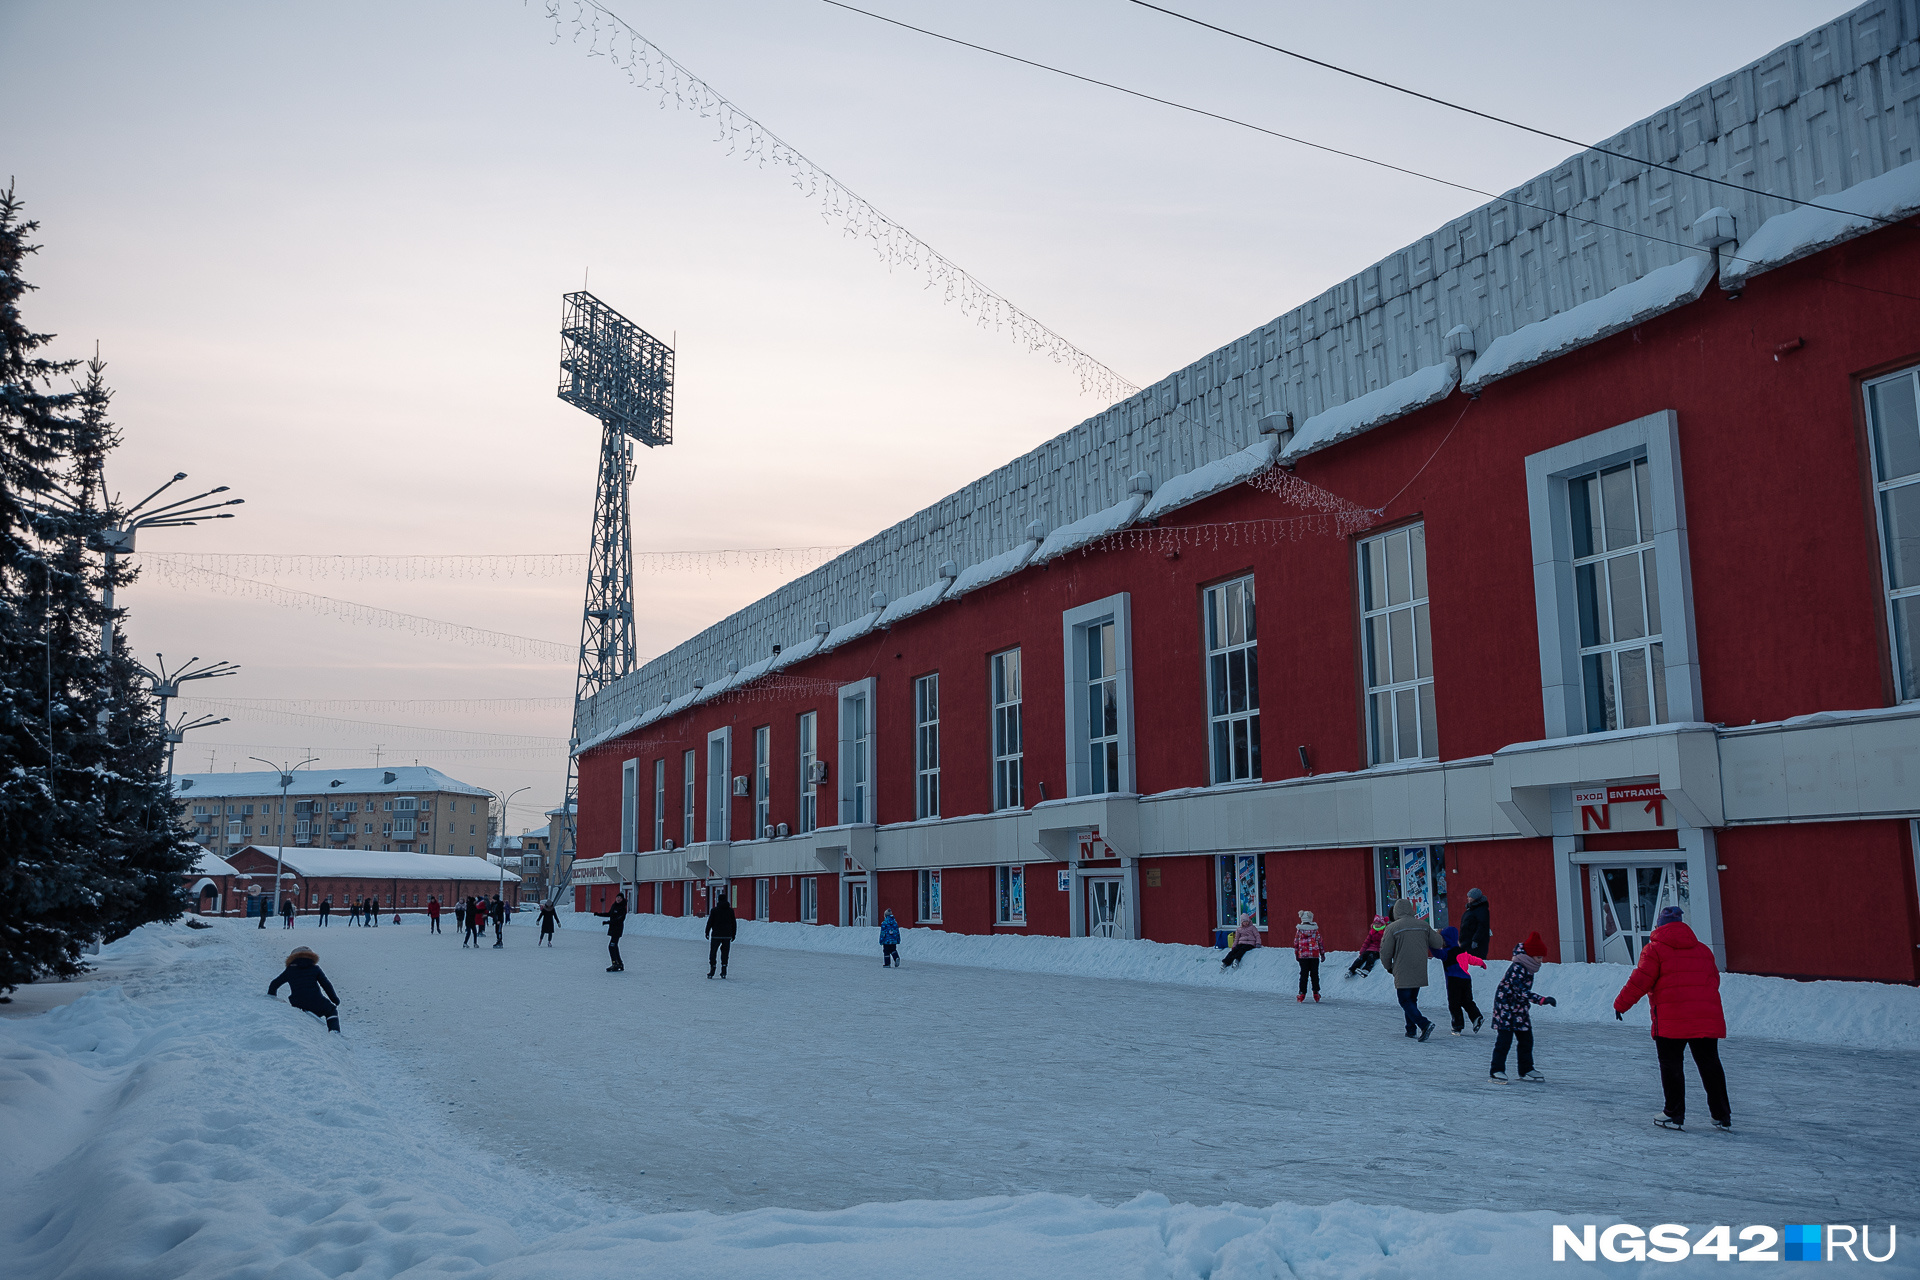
left=173, top=766, right=487, bottom=800
left=190, top=847, right=239, bottom=877
left=523, top=824, right=551, bottom=840
left=572, top=2, right=1919, bottom=749
left=234, top=846, right=521, bottom=882
left=1281, top=365, right=1457, bottom=465
left=876, top=577, right=952, bottom=628
left=1033, top=494, right=1146, bottom=564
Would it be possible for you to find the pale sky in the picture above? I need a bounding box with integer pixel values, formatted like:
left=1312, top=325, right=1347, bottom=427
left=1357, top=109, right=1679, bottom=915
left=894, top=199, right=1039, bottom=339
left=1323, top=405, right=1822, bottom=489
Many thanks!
left=1, top=0, right=1842, bottom=818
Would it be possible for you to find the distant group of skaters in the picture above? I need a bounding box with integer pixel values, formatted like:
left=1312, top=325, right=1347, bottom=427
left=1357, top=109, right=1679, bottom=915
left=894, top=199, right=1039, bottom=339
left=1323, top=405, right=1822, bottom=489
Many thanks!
left=261, top=895, right=393, bottom=928
left=1220, top=886, right=1735, bottom=1132
left=270, top=878, right=1736, bottom=1130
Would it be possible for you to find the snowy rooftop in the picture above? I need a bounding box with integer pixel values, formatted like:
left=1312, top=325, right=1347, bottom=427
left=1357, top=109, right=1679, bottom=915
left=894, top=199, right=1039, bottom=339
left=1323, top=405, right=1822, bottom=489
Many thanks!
left=232, top=846, right=520, bottom=882
left=576, top=2, right=1920, bottom=748
left=189, top=847, right=239, bottom=877
left=173, top=766, right=488, bottom=800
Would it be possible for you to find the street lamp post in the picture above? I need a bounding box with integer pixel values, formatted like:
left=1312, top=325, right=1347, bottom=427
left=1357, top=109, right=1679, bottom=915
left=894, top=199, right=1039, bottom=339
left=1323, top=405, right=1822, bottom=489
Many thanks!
left=94, top=473, right=244, bottom=660
left=138, top=653, right=240, bottom=786
left=251, top=754, right=318, bottom=925
left=492, top=787, right=529, bottom=906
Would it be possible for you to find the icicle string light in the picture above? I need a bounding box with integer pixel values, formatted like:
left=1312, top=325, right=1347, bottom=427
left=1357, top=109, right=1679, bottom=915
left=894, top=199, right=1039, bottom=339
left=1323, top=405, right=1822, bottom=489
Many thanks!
left=180, top=698, right=568, bottom=748
left=143, top=547, right=850, bottom=581
left=199, top=696, right=571, bottom=715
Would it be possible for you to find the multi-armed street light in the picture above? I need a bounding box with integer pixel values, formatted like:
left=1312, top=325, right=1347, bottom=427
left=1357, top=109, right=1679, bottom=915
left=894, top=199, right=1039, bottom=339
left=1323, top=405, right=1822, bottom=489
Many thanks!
left=95, top=472, right=245, bottom=664
left=492, top=787, right=530, bottom=904
left=249, top=754, right=318, bottom=927
left=137, top=653, right=240, bottom=785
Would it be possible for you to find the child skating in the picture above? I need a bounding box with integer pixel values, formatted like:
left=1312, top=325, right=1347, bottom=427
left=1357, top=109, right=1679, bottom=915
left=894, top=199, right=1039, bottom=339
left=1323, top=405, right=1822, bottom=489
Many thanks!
left=879, top=908, right=901, bottom=967
left=1441, top=925, right=1485, bottom=1034
left=1345, top=914, right=1387, bottom=977
left=1489, top=931, right=1556, bottom=1082
left=1292, top=909, right=1323, bottom=1001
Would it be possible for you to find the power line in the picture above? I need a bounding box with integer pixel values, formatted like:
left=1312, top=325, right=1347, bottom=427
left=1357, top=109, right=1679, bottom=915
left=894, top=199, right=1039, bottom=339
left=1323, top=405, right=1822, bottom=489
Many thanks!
left=180, top=697, right=568, bottom=746
left=196, top=696, right=571, bottom=714
left=1122, top=0, right=1905, bottom=230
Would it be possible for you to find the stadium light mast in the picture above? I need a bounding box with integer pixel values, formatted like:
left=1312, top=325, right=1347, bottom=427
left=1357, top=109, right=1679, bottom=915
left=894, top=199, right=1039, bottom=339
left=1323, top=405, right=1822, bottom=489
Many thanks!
left=551, top=292, right=674, bottom=905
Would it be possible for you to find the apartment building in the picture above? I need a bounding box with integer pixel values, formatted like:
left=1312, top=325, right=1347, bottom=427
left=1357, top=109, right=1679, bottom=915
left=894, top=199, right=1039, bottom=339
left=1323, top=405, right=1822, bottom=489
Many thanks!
left=174, top=766, right=492, bottom=856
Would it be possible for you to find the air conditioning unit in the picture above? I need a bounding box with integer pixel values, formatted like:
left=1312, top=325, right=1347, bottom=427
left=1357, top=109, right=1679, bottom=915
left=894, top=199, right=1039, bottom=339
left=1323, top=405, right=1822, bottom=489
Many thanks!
left=808, top=761, right=829, bottom=784
left=776, top=822, right=790, bottom=838
left=762, top=825, right=775, bottom=839
left=732, top=775, right=750, bottom=797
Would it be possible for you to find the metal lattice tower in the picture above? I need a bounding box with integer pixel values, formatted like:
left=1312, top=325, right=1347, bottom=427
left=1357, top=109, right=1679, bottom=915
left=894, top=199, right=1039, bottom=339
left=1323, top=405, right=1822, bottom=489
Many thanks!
left=552, top=291, right=674, bottom=901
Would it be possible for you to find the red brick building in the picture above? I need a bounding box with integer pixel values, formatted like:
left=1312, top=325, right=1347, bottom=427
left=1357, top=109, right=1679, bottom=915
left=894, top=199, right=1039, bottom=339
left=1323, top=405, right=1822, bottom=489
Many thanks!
left=227, top=846, right=520, bottom=918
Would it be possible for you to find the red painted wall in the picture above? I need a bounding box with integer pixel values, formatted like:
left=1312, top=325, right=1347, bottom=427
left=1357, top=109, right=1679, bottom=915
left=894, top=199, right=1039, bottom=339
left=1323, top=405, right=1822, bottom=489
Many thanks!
left=1717, top=821, right=1918, bottom=983
left=1139, top=855, right=1213, bottom=946
left=1269, top=849, right=1375, bottom=952
left=1448, top=839, right=1560, bottom=960
left=570, top=226, right=1920, bottom=979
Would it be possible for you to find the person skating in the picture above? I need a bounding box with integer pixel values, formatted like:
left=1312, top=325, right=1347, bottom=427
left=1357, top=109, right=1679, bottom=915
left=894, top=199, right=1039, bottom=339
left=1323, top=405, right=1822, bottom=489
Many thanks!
left=465, top=897, right=485, bottom=949
left=280, top=898, right=296, bottom=929
left=491, top=896, right=506, bottom=947
left=879, top=908, right=901, bottom=967
left=268, top=945, right=342, bottom=1033
left=1379, top=898, right=1445, bottom=1041
left=705, top=892, right=738, bottom=978
left=1345, top=914, right=1387, bottom=977
left=596, top=891, right=627, bottom=971
left=1612, top=905, right=1732, bottom=1132
left=454, top=900, right=467, bottom=944
left=1441, top=925, right=1485, bottom=1034
left=1220, top=912, right=1261, bottom=968
left=1292, top=910, right=1323, bottom=1001
left=368, top=896, right=378, bottom=927
left=1488, top=932, right=1556, bottom=1082
left=1459, top=888, right=1491, bottom=960
left=318, top=897, right=331, bottom=927
left=427, top=896, right=441, bottom=934
left=538, top=901, right=558, bottom=946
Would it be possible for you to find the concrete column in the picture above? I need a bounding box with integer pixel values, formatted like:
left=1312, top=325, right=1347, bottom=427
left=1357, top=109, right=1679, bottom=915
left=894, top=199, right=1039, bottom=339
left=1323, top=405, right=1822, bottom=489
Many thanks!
left=1067, top=858, right=1083, bottom=937
left=1553, top=835, right=1584, bottom=964
left=1678, top=826, right=1725, bottom=968
left=1121, top=858, right=1142, bottom=941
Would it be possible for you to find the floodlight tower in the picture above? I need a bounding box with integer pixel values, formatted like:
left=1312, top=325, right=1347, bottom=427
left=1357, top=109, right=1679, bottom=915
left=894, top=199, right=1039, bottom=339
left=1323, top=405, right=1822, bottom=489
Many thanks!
left=552, top=292, right=674, bottom=904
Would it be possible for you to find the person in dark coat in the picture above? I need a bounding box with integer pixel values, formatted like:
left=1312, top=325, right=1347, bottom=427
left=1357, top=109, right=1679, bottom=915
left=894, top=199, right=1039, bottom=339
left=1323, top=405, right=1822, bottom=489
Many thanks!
left=879, top=909, right=901, bottom=967
left=1378, top=898, right=1446, bottom=1040
left=1613, top=905, right=1732, bottom=1132
left=1440, top=925, right=1485, bottom=1034
left=1458, top=888, right=1491, bottom=960
left=596, top=892, right=628, bottom=971
left=454, top=899, right=468, bottom=943
left=490, top=896, right=506, bottom=947
left=538, top=901, right=558, bottom=946
left=268, top=945, right=342, bottom=1032
left=280, top=898, right=296, bottom=929
left=705, top=893, right=738, bottom=978
left=465, top=897, right=485, bottom=948
left=427, top=896, right=441, bottom=933
left=318, top=897, right=331, bottom=927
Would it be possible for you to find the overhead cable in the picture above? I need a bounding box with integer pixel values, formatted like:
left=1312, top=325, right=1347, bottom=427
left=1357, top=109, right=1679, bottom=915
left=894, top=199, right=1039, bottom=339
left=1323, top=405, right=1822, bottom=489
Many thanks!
left=180, top=697, right=568, bottom=746
left=143, top=547, right=853, bottom=581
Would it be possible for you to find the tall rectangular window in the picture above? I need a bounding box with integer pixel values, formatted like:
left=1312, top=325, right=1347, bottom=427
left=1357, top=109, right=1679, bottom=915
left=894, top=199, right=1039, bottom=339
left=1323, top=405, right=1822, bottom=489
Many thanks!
left=798, top=711, right=818, bottom=833
left=1867, top=364, right=1920, bottom=700
left=753, top=725, right=771, bottom=838
left=1086, top=622, right=1120, bottom=792
left=706, top=728, right=730, bottom=842
left=755, top=878, right=770, bottom=921
left=682, top=748, right=696, bottom=846
left=800, top=875, right=818, bottom=923
left=1215, top=854, right=1267, bottom=929
left=994, top=865, right=1025, bottom=924
left=918, top=868, right=942, bottom=922
left=1204, top=576, right=1260, bottom=782
left=620, top=759, right=638, bottom=852
left=992, top=648, right=1023, bottom=810
left=1571, top=459, right=1668, bottom=730
left=1360, top=524, right=1436, bottom=763
left=840, top=685, right=871, bottom=824
left=652, top=759, right=666, bottom=850
left=915, top=673, right=940, bottom=819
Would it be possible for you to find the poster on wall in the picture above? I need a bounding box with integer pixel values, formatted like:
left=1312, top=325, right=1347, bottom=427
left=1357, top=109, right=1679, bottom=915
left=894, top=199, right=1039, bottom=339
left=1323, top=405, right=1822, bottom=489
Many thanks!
left=1400, top=846, right=1432, bottom=922
left=1235, top=855, right=1261, bottom=926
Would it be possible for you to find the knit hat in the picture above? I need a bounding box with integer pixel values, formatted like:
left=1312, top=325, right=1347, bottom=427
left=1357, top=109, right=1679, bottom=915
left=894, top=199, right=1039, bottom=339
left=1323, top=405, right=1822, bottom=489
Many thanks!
left=1298, top=910, right=1315, bottom=924
left=1655, top=905, right=1684, bottom=928
left=1522, top=931, right=1546, bottom=958
left=1370, top=914, right=1388, bottom=928
left=1467, top=888, right=1484, bottom=903
left=286, top=947, right=317, bottom=965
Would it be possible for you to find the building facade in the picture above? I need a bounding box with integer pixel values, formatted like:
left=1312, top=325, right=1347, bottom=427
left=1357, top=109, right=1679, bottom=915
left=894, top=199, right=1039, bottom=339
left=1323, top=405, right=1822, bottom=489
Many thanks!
left=174, top=766, right=492, bottom=857
left=226, top=845, right=521, bottom=918
left=570, top=4, right=1920, bottom=983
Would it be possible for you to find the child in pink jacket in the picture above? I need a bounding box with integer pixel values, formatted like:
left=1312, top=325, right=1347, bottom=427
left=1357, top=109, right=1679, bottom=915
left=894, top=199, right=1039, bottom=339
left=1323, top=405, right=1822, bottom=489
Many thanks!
left=1346, top=914, right=1388, bottom=977
left=1294, top=910, right=1325, bottom=1002
left=1220, top=913, right=1262, bottom=968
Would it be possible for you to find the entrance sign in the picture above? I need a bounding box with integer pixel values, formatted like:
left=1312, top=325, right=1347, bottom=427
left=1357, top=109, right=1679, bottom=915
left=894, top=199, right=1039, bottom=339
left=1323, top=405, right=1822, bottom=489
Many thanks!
left=1574, top=783, right=1672, bottom=832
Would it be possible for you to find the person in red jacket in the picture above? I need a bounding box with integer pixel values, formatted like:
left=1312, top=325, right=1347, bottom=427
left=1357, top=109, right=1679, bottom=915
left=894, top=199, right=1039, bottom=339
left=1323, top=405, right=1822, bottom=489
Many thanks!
left=1292, top=910, right=1324, bottom=1002
left=1613, top=905, right=1732, bottom=1132
left=426, top=896, right=442, bottom=934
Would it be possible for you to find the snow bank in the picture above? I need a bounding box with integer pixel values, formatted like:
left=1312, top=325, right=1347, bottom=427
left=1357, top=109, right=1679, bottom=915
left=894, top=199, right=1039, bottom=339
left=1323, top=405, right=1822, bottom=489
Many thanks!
left=1281, top=362, right=1459, bottom=464
left=242, top=846, right=519, bottom=881
left=624, top=913, right=1920, bottom=1051
left=1139, top=436, right=1278, bottom=522
left=948, top=539, right=1036, bottom=599
left=1721, top=159, right=1920, bottom=289
left=876, top=577, right=950, bottom=627
left=1032, top=493, right=1146, bottom=563
left=1462, top=256, right=1713, bottom=393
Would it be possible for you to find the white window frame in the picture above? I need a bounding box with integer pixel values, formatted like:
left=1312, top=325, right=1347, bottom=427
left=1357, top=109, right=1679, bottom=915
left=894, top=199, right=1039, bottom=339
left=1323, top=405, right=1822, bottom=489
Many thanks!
left=798, top=711, right=819, bottom=833
left=800, top=875, right=818, bottom=923
left=1215, top=853, right=1267, bottom=929
left=753, top=725, right=771, bottom=838
left=706, top=726, right=731, bottom=842
left=918, top=868, right=942, bottom=923
left=620, top=759, right=639, bottom=853
left=838, top=677, right=876, bottom=826
left=396, top=796, right=417, bottom=811
left=1568, top=457, right=1669, bottom=731
left=755, top=877, right=770, bottom=921
left=1865, top=365, right=1920, bottom=701
left=1525, top=410, right=1703, bottom=737
left=652, top=759, right=666, bottom=851
left=1062, top=593, right=1134, bottom=797
left=991, top=647, right=1023, bottom=811
left=994, top=864, right=1026, bottom=925
left=1203, top=574, right=1261, bottom=784
left=1359, top=523, right=1437, bottom=764
left=914, top=672, right=940, bottom=819
left=682, top=749, right=697, bottom=847
left=682, top=880, right=693, bottom=914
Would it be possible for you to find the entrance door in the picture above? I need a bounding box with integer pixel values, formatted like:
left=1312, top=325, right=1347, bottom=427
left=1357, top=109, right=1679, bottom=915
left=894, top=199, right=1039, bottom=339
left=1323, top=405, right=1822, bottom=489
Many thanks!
left=1590, top=862, right=1689, bottom=965
left=847, top=879, right=870, bottom=928
left=1087, top=877, right=1124, bottom=938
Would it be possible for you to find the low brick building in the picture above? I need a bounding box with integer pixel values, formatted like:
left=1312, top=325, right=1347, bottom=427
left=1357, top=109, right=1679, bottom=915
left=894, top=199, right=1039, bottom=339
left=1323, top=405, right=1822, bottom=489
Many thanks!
left=226, top=845, right=521, bottom=918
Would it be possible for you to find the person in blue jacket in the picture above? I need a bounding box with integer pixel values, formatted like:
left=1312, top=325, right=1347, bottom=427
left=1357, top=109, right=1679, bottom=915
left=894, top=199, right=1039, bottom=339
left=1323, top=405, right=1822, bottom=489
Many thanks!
left=1440, top=925, right=1485, bottom=1035
left=879, top=908, right=902, bottom=967
left=268, top=946, right=341, bottom=1032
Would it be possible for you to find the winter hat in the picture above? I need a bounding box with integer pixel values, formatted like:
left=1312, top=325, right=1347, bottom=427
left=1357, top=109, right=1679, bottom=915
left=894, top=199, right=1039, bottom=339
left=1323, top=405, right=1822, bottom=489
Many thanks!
left=1655, top=906, right=1684, bottom=928
left=1522, top=931, right=1546, bottom=958
left=286, top=947, right=317, bottom=965
left=1370, top=914, right=1388, bottom=928
left=1467, top=888, right=1485, bottom=903
left=1298, top=910, right=1315, bottom=924
left=1441, top=926, right=1459, bottom=946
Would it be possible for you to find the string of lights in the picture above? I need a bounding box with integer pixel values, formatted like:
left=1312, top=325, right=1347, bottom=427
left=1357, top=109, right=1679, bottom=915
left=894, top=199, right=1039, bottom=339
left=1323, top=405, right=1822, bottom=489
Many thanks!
left=179, top=697, right=568, bottom=748
left=196, top=696, right=571, bottom=714
left=143, top=547, right=852, bottom=580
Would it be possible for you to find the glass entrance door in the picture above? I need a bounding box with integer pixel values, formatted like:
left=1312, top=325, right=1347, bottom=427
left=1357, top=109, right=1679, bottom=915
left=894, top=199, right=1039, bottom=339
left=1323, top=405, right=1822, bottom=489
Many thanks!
left=847, top=879, right=870, bottom=928
left=1591, top=862, right=1689, bottom=965
left=1087, top=877, right=1124, bottom=938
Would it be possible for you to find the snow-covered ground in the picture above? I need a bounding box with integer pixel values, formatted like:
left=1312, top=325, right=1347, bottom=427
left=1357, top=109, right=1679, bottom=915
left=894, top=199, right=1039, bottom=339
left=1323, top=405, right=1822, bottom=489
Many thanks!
left=2, top=916, right=1915, bottom=1278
